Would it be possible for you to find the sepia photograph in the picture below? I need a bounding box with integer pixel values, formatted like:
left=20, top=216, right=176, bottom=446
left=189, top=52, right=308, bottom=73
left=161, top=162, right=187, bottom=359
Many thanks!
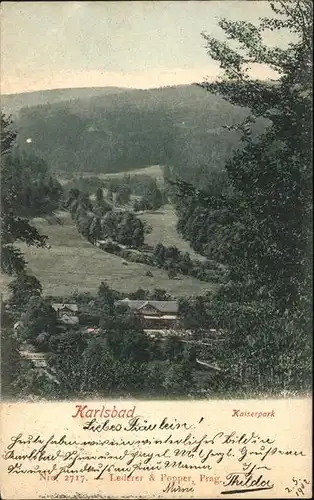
left=1, top=0, right=312, bottom=405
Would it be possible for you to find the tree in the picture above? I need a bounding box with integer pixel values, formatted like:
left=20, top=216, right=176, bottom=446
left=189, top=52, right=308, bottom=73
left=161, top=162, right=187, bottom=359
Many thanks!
left=1, top=115, right=48, bottom=275
left=21, top=296, right=58, bottom=345
left=135, top=180, right=164, bottom=211
left=95, top=187, right=103, bottom=204
left=153, top=243, right=166, bottom=266
left=164, top=245, right=180, bottom=262
left=196, top=1, right=311, bottom=308
left=96, top=281, right=116, bottom=312
left=116, top=184, right=131, bottom=205
left=107, top=189, right=114, bottom=203
left=94, top=188, right=112, bottom=217
left=100, top=307, right=150, bottom=362
left=167, top=266, right=177, bottom=280
left=76, top=213, right=93, bottom=240
left=142, top=220, right=153, bottom=235
left=172, top=1, right=312, bottom=392
left=48, top=330, right=89, bottom=398
left=89, top=217, right=102, bottom=243
left=1, top=113, right=16, bottom=154
left=8, top=272, right=42, bottom=314
left=66, top=188, right=81, bottom=215
left=162, top=360, right=195, bottom=396
left=162, top=335, right=184, bottom=361
left=149, top=288, right=172, bottom=301
left=179, top=252, right=193, bottom=274
left=1, top=328, right=24, bottom=398
left=133, top=199, right=141, bottom=212
left=11, top=152, right=62, bottom=217
left=182, top=343, right=197, bottom=365
left=78, top=192, right=93, bottom=213
left=116, top=212, right=145, bottom=248
left=174, top=1, right=312, bottom=307
left=44, top=297, right=153, bottom=398
left=147, top=180, right=163, bottom=210
left=144, top=361, right=166, bottom=395
left=108, top=358, right=148, bottom=395
left=133, top=226, right=144, bottom=248
left=128, top=288, right=149, bottom=300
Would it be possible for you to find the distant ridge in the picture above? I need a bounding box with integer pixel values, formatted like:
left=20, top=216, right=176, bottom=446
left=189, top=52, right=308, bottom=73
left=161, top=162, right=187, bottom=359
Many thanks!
left=1, top=86, right=135, bottom=117
left=2, top=82, right=268, bottom=183
left=1, top=83, right=204, bottom=117
left=0, top=80, right=275, bottom=118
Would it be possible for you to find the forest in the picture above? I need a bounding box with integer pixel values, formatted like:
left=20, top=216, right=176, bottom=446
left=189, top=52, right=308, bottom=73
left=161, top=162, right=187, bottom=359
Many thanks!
left=9, top=84, right=267, bottom=188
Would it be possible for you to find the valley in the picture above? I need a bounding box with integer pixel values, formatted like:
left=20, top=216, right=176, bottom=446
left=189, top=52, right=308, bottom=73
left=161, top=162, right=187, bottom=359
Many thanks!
left=2, top=202, right=213, bottom=299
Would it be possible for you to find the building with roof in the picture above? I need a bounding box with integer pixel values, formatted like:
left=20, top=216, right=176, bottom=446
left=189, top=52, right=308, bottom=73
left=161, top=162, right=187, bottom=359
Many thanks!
left=52, top=303, right=79, bottom=325
left=116, top=299, right=180, bottom=330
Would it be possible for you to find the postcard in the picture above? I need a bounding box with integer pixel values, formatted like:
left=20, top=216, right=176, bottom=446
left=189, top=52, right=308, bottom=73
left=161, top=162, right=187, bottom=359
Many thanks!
left=1, top=1, right=312, bottom=499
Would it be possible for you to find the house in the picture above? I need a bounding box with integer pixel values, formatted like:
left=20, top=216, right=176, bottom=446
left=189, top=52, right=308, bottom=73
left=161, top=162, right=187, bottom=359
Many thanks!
left=116, top=299, right=180, bottom=330
left=52, top=303, right=79, bottom=325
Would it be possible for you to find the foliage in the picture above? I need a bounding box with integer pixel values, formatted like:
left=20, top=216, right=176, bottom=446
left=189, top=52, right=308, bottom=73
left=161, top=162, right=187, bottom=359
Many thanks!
left=127, top=288, right=149, bottom=300
left=116, top=212, right=145, bottom=247
left=172, top=1, right=312, bottom=392
left=47, top=330, right=90, bottom=397
left=100, top=308, right=151, bottom=363
left=133, top=182, right=164, bottom=211
left=161, top=335, right=184, bottom=360
left=152, top=243, right=225, bottom=282
left=175, top=1, right=312, bottom=308
left=2, top=2, right=311, bottom=399
left=93, top=188, right=112, bottom=217
left=149, top=288, right=172, bottom=301
left=96, top=281, right=117, bottom=312
left=162, top=360, right=195, bottom=395
left=4, top=152, right=63, bottom=217
left=63, top=176, right=105, bottom=196
left=21, top=296, right=59, bottom=345
left=1, top=328, right=24, bottom=398
left=88, top=217, right=102, bottom=243
left=13, top=85, right=260, bottom=184
left=1, top=113, right=62, bottom=275
left=7, top=272, right=43, bottom=313
left=106, top=175, right=164, bottom=211
left=100, top=211, right=145, bottom=248
left=69, top=190, right=145, bottom=249
left=116, top=184, right=131, bottom=205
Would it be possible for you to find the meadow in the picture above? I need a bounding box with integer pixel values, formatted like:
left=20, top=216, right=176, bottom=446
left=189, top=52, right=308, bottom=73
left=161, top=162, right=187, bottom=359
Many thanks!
left=138, top=204, right=205, bottom=260
left=67, top=164, right=165, bottom=186
left=64, top=165, right=206, bottom=259
left=0, top=165, right=212, bottom=299
left=2, top=210, right=213, bottom=298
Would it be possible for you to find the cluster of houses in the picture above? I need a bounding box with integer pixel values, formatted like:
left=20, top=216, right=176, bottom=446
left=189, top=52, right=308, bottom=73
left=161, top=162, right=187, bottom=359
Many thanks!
left=51, top=299, right=182, bottom=332
left=18, top=298, right=222, bottom=368
left=17, top=299, right=181, bottom=367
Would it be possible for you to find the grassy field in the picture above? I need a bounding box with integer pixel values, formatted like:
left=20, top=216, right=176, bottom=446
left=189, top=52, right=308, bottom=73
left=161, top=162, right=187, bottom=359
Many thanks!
left=58, top=165, right=165, bottom=187
left=1, top=211, right=214, bottom=299
left=1, top=165, right=211, bottom=299
left=138, top=204, right=205, bottom=260
left=83, top=164, right=164, bottom=182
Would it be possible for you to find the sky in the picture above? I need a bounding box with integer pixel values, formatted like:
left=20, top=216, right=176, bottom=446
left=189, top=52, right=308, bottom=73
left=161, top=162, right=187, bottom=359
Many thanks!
left=1, top=1, right=292, bottom=95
